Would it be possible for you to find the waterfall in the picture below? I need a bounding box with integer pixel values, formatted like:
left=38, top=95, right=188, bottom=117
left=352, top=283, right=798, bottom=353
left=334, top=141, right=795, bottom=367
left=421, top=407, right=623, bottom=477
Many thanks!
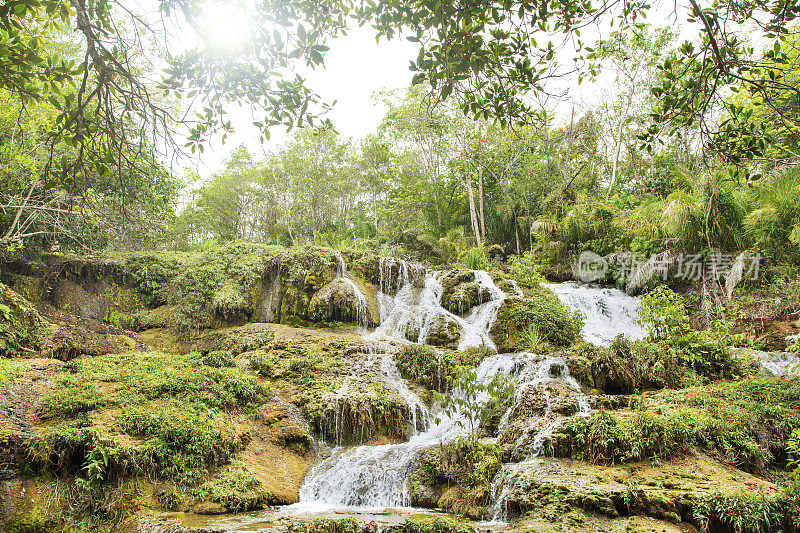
left=333, top=251, right=370, bottom=327
left=371, top=266, right=505, bottom=350
left=547, top=281, right=647, bottom=346
left=294, top=353, right=584, bottom=512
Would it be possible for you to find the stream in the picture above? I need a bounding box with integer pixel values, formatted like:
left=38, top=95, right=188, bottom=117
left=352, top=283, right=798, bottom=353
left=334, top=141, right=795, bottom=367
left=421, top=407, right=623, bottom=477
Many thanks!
left=142, top=261, right=792, bottom=532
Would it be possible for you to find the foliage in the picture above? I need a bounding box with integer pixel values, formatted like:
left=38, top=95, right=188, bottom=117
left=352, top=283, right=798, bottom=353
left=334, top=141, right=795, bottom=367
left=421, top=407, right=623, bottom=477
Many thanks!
left=411, top=438, right=502, bottom=490
left=395, top=344, right=494, bottom=392
left=191, top=350, right=236, bottom=368
left=435, top=365, right=514, bottom=438
left=519, top=323, right=549, bottom=353
left=558, top=377, right=800, bottom=473
left=459, top=245, right=489, bottom=270
left=692, top=488, right=799, bottom=533
left=403, top=517, right=471, bottom=533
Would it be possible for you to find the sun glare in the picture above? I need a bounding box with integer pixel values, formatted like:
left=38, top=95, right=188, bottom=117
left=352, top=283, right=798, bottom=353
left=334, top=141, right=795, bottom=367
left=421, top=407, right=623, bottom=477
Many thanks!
left=201, top=2, right=251, bottom=49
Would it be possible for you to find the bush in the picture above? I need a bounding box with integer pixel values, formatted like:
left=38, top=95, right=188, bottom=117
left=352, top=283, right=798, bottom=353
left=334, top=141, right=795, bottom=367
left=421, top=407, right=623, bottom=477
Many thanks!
left=491, top=287, right=583, bottom=350
left=299, top=517, right=361, bottom=533
left=396, top=345, right=494, bottom=392
left=192, top=350, right=236, bottom=368
left=507, top=251, right=546, bottom=287
left=692, top=489, right=795, bottom=533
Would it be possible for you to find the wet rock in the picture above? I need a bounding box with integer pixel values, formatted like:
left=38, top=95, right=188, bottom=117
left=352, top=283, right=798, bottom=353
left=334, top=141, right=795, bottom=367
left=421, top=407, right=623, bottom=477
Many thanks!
left=192, top=501, right=228, bottom=515
left=309, top=278, right=375, bottom=326
left=419, top=314, right=460, bottom=348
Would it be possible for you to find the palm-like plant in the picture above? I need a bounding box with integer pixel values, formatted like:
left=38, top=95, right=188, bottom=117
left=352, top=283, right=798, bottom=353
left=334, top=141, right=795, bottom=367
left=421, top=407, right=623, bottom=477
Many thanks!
left=743, top=167, right=800, bottom=259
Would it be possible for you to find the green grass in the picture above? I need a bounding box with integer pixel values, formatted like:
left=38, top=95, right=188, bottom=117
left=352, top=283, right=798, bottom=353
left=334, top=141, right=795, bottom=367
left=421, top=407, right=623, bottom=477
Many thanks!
left=32, top=351, right=271, bottom=486
left=555, top=377, right=800, bottom=473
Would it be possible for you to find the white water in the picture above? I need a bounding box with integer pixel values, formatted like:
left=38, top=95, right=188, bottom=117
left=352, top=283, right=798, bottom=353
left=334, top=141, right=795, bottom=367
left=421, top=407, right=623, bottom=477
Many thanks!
left=371, top=264, right=505, bottom=350
left=295, top=353, right=583, bottom=511
left=731, top=348, right=800, bottom=377
left=547, top=281, right=647, bottom=346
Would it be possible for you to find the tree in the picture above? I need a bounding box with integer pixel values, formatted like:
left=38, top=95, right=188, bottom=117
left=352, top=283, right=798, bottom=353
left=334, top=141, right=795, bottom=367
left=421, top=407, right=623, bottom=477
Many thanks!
left=0, top=0, right=344, bottom=250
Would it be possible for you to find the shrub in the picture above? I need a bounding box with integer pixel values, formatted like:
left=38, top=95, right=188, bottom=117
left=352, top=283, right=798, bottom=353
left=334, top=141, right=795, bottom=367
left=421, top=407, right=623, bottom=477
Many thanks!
left=192, top=350, right=236, bottom=368
left=249, top=353, right=275, bottom=377
left=692, top=490, right=787, bottom=533
left=507, top=251, right=546, bottom=287
left=396, top=345, right=494, bottom=392
left=118, top=403, right=244, bottom=484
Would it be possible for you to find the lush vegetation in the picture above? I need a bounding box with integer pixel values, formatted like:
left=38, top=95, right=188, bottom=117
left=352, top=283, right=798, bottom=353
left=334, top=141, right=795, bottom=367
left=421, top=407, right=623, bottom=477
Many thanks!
left=0, top=0, right=800, bottom=530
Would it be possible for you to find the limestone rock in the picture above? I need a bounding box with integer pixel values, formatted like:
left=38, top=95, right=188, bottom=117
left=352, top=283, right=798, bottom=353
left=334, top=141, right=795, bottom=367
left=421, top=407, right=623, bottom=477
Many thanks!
left=309, top=278, right=375, bottom=326
left=192, top=501, right=228, bottom=515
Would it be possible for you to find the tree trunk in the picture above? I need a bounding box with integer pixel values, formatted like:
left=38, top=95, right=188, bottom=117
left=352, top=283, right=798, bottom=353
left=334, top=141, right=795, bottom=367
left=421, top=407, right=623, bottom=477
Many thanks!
left=464, top=160, right=481, bottom=246
left=477, top=131, right=486, bottom=241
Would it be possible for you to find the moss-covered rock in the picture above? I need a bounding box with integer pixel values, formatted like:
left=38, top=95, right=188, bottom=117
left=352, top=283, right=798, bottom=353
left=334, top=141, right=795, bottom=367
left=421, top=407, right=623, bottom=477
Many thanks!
left=0, top=282, right=46, bottom=357
left=440, top=270, right=491, bottom=316
left=309, top=278, right=376, bottom=326
left=490, top=286, right=583, bottom=352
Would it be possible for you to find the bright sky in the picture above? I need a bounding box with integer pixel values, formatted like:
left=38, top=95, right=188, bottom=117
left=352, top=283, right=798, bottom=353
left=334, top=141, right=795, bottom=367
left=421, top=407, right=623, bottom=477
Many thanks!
left=178, top=0, right=709, bottom=180
left=183, top=25, right=418, bottom=178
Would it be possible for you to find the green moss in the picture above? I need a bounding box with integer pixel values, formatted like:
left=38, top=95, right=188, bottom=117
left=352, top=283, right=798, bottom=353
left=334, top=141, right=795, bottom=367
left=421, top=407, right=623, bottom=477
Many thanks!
left=490, top=287, right=583, bottom=352
left=0, top=281, right=46, bottom=357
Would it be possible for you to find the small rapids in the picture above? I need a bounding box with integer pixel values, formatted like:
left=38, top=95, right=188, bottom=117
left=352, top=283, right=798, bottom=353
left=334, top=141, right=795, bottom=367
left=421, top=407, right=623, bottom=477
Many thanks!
left=547, top=281, right=647, bottom=346
left=294, top=353, right=586, bottom=511
left=371, top=259, right=505, bottom=350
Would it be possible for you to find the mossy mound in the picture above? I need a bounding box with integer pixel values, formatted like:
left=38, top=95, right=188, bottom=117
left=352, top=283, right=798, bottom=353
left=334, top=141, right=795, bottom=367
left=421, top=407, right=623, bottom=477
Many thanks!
left=440, top=270, right=491, bottom=316
left=395, top=344, right=495, bottom=392
left=490, top=286, right=583, bottom=352
left=0, top=282, right=47, bottom=357
left=410, top=438, right=502, bottom=519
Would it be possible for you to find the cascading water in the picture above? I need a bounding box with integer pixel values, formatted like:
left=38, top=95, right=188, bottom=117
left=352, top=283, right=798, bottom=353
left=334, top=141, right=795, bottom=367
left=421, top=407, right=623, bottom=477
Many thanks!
left=372, top=265, right=504, bottom=350
left=547, top=281, right=647, bottom=346
left=297, top=267, right=646, bottom=518
left=333, top=251, right=370, bottom=327
left=295, top=353, right=583, bottom=511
